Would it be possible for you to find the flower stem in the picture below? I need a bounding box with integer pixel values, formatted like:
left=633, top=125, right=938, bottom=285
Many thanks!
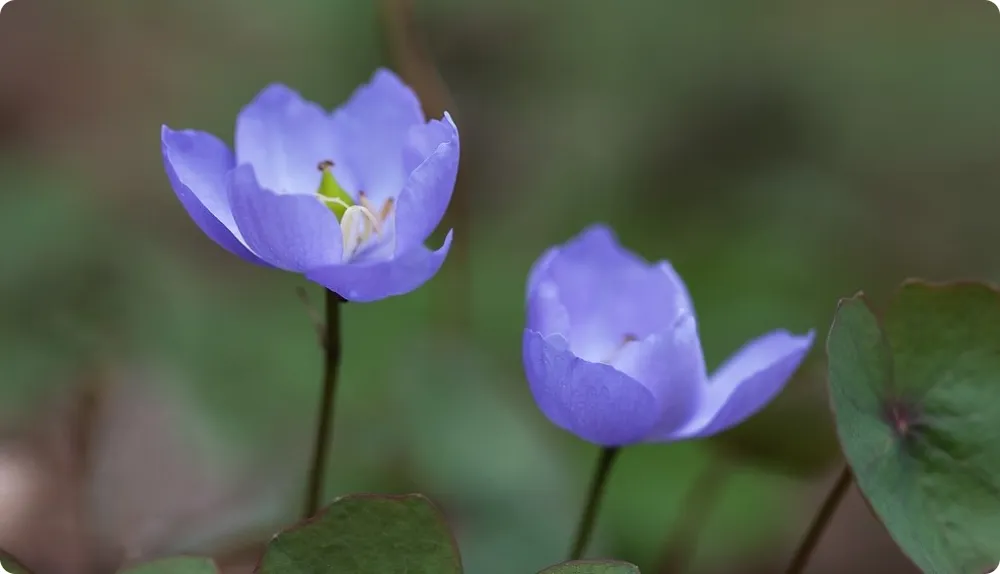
left=654, top=456, right=730, bottom=574
left=784, top=464, right=853, bottom=574
left=569, top=446, right=622, bottom=560
left=303, top=289, right=345, bottom=518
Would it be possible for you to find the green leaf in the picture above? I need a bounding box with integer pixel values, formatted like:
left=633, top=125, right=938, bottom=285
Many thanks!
left=827, top=281, right=1000, bottom=574
left=537, top=560, right=641, bottom=574
left=0, top=549, right=32, bottom=574
left=118, top=557, right=218, bottom=574
left=257, top=494, right=462, bottom=574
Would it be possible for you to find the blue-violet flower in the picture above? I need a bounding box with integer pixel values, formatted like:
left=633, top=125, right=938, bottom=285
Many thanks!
left=523, top=224, right=815, bottom=446
left=161, top=69, right=459, bottom=302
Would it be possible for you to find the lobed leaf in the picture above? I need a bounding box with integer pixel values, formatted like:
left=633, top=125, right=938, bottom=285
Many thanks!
left=118, top=557, right=218, bottom=574
left=0, top=549, right=32, bottom=574
left=537, top=560, right=641, bottom=574
left=827, top=281, right=1000, bottom=573
left=256, top=493, right=462, bottom=574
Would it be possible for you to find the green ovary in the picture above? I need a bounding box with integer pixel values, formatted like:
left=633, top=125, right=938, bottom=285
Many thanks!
left=316, top=160, right=354, bottom=221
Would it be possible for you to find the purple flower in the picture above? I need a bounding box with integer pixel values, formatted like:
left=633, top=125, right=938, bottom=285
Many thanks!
left=523, top=224, right=815, bottom=447
left=160, top=69, right=459, bottom=302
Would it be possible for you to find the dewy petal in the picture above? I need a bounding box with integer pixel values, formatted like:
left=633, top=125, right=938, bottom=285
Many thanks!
left=529, top=224, right=690, bottom=363
left=522, top=330, right=660, bottom=447
left=160, top=126, right=264, bottom=265
left=606, top=313, right=708, bottom=441
left=669, top=329, right=816, bottom=440
left=227, top=164, right=343, bottom=272
left=329, top=68, right=426, bottom=203
left=393, top=114, right=460, bottom=254
left=234, top=84, right=349, bottom=196
left=305, top=230, right=453, bottom=302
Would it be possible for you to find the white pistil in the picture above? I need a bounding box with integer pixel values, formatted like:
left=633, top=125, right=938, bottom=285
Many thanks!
left=315, top=158, right=397, bottom=263
left=340, top=204, right=383, bottom=262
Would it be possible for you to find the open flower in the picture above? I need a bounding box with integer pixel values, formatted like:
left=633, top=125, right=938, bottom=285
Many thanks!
left=522, top=224, right=815, bottom=447
left=160, top=69, right=459, bottom=302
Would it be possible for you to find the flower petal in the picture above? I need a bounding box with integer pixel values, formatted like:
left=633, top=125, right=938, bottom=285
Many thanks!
left=526, top=246, right=559, bottom=300
left=234, top=84, right=348, bottom=196
left=160, top=126, right=264, bottom=265
left=526, top=278, right=571, bottom=339
left=528, top=224, right=690, bottom=363
left=655, top=260, right=695, bottom=316
left=522, top=329, right=660, bottom=447
left=393, top=114, right=460, bottom=254
left=669, top=329, right=816, bottom=440
left=227, top=164, right=342, bottom=272
left=330, top=68, right=426, bottom=203
left=607, top=313, right=708, bottom=440
left=305, top=230, right=453, bottom=302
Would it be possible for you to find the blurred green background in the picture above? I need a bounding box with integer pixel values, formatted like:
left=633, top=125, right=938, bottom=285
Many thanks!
left=1, top=0, right=998, bottom=572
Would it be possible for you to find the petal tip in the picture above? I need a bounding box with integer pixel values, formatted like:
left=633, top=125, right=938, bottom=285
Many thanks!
left=253, top=83, right=301, bottom=103
left=578, top=222, right=618, bottom=241
left=789, top=329, right=818, bottom=351
left=370, top=67, right=406, bottom=87
left=442, top=111, right=459, bottom=133
left=557, top=222, right=636, bottom=266
left=436, top=228, right=455, bottom=252
left=160, top=125, right=183, bottom=149
left=526, top=246, right=561, bottom=299
left=357, top=67, right=422, bottom=113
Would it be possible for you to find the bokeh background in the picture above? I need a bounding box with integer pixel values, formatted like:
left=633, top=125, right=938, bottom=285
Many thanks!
left=1, top=0, right=998, bottom=572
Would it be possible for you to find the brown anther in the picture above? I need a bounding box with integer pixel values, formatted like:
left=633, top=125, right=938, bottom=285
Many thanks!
left=601, top=334, right=640, bottom=365
left=356, top=192, right=384, bottom=234
left=358, top=191, right=373, bottom=210
left=317, top=160, right=334, bottom=171
left=379, top=197, right=395, bottom=222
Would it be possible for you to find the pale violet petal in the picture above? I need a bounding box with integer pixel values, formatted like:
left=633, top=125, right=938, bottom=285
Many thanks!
left=160, top=126, right=263, bottom=265
left=668, top=329, right=816, bottom=439
left=227, top=164, right=343, bottom=272
left=306, top=230, right=453, bottom=302
left=522, top=329, right=660, bottom=446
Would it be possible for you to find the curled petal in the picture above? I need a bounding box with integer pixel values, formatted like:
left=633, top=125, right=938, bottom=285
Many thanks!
left=227, top=165, right=343, bottom=272
left=608, top=313, right=707, bottom=440
left=306, top=230, right=453, bottom=302
left=528, top=224, right=690, bottom=363
left=526, top=279, right=571, bottom=338
left=669, top=329, right=816, bottom=440
left=655, top=260, right=695, bottom=316
left=330, top=68, right=426, bottom=203
left=526, top=247, right=559, bottom=301
left=522, top=330, right=660, bottom=446
left=160, top=126, right=263, bottom=265
left=234, top=84, right=347, bottom=196
left=393, top=114, right=460, bottom=254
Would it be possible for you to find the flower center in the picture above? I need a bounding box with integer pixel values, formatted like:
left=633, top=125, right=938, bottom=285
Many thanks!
left=601, top=333, right=639, bottom=364
left=316, top=160, right=394, bottom=261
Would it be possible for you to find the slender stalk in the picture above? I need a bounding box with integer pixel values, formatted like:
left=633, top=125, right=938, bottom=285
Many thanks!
left=783, top=464, right=853, bottom=574
left=654, top=456, right=730, bottom=574
left=569, top=447, right=622, bottom=560
left=303, top=289, right=345, bottom=518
